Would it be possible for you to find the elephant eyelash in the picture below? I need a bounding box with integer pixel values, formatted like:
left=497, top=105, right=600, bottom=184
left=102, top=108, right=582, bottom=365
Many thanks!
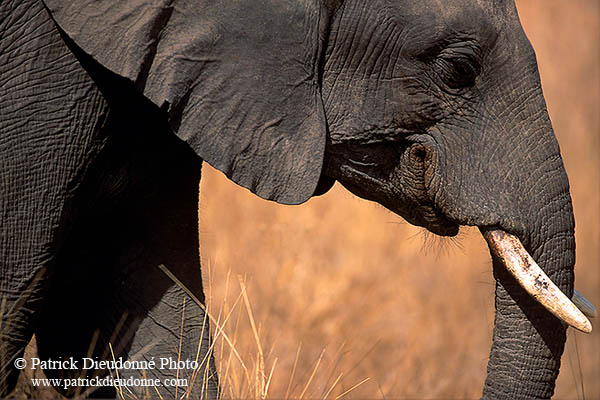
left=417, top=39, right=482, bottom=91
left=433, top=44, right=482, bottom=90
left=435, top=54, right=481, bottom=89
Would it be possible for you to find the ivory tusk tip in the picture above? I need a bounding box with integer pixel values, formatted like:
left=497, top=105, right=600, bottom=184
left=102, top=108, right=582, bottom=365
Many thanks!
left=573, top=317, right=592, bottom=334
left=561, top=304, right=592, bottom=334
left=572, top=289, right=597, bottom=319
left=481, top=228, right=595, bottom=334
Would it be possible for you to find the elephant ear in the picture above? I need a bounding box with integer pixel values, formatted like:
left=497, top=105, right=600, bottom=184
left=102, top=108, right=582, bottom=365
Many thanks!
left=44, top=0, right=328, bottom=204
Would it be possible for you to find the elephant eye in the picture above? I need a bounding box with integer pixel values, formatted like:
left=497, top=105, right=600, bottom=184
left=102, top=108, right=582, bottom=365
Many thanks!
left=434, top=45, right=481, bottom=89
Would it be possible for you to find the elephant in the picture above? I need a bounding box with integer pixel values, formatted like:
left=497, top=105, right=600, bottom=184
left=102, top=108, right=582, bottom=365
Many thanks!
left=0, top=0, right=596, bottom=398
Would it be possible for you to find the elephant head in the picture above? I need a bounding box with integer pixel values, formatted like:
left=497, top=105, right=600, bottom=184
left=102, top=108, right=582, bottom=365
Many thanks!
left=45, top=0, right=594, bottom=397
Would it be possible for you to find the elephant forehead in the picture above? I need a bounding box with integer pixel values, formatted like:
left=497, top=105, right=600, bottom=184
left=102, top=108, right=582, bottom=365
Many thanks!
left=387, top=0, right=512, bottom=42
left=399, top=0, right=511, bottom=19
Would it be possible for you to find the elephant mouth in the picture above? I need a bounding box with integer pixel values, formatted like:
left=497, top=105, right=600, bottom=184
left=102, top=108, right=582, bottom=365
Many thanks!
left=481, top=226, right=595, bottom=333
left=408, top=207, right=459, bottom=237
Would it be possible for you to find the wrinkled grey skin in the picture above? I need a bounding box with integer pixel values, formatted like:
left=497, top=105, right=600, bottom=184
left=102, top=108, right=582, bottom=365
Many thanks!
left=0, top=0, right=576, bottom=398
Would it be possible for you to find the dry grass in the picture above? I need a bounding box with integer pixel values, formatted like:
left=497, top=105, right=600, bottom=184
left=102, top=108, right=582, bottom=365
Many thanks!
left=9, top=0, right=599, bottom=398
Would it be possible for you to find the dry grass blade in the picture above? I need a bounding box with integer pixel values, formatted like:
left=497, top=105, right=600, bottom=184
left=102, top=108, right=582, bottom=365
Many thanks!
left=321, top=342, right=347, bottom=397
left=285, top=342, right=302, bottom=399
left=239, top=278, right=266, bottom=398
left=187, top=282, right=249, bottom=398
left=335, top=377, right=370, bottom=399
left=223, top=296, right=246, bottom=398
left=75, top=329, right=100, bottom=398
left=264, top=357, right=278, bottom=397
left=157, top=264, right=248, bottom=373
left=153, top=385, right=166, bottom=400
left=299, top=348, right=326, bottom=399
left=109, top=343, right=125, bottom=399
left=217, top=268, right=232, bottom=374
left=100, top=312, right=129, bottom=362
left=323, top=373, right=344, bottom=399
left=188, top=299, right=210, bottom=399
left=176, top=297, right=186, bottom=400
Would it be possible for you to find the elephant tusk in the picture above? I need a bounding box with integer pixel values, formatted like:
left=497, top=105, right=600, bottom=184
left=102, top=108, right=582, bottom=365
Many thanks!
left=572, top=289, right=597, bottom=318
left=482, top=228, right=592, bottom=334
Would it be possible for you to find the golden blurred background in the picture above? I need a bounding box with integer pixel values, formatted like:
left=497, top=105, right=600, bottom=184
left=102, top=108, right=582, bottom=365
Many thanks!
left=199, top=1, right=599, bottom=398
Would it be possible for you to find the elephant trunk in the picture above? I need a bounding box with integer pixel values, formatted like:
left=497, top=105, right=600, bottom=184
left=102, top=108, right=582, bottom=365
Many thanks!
left=480, top=125, right=577, bottom=398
